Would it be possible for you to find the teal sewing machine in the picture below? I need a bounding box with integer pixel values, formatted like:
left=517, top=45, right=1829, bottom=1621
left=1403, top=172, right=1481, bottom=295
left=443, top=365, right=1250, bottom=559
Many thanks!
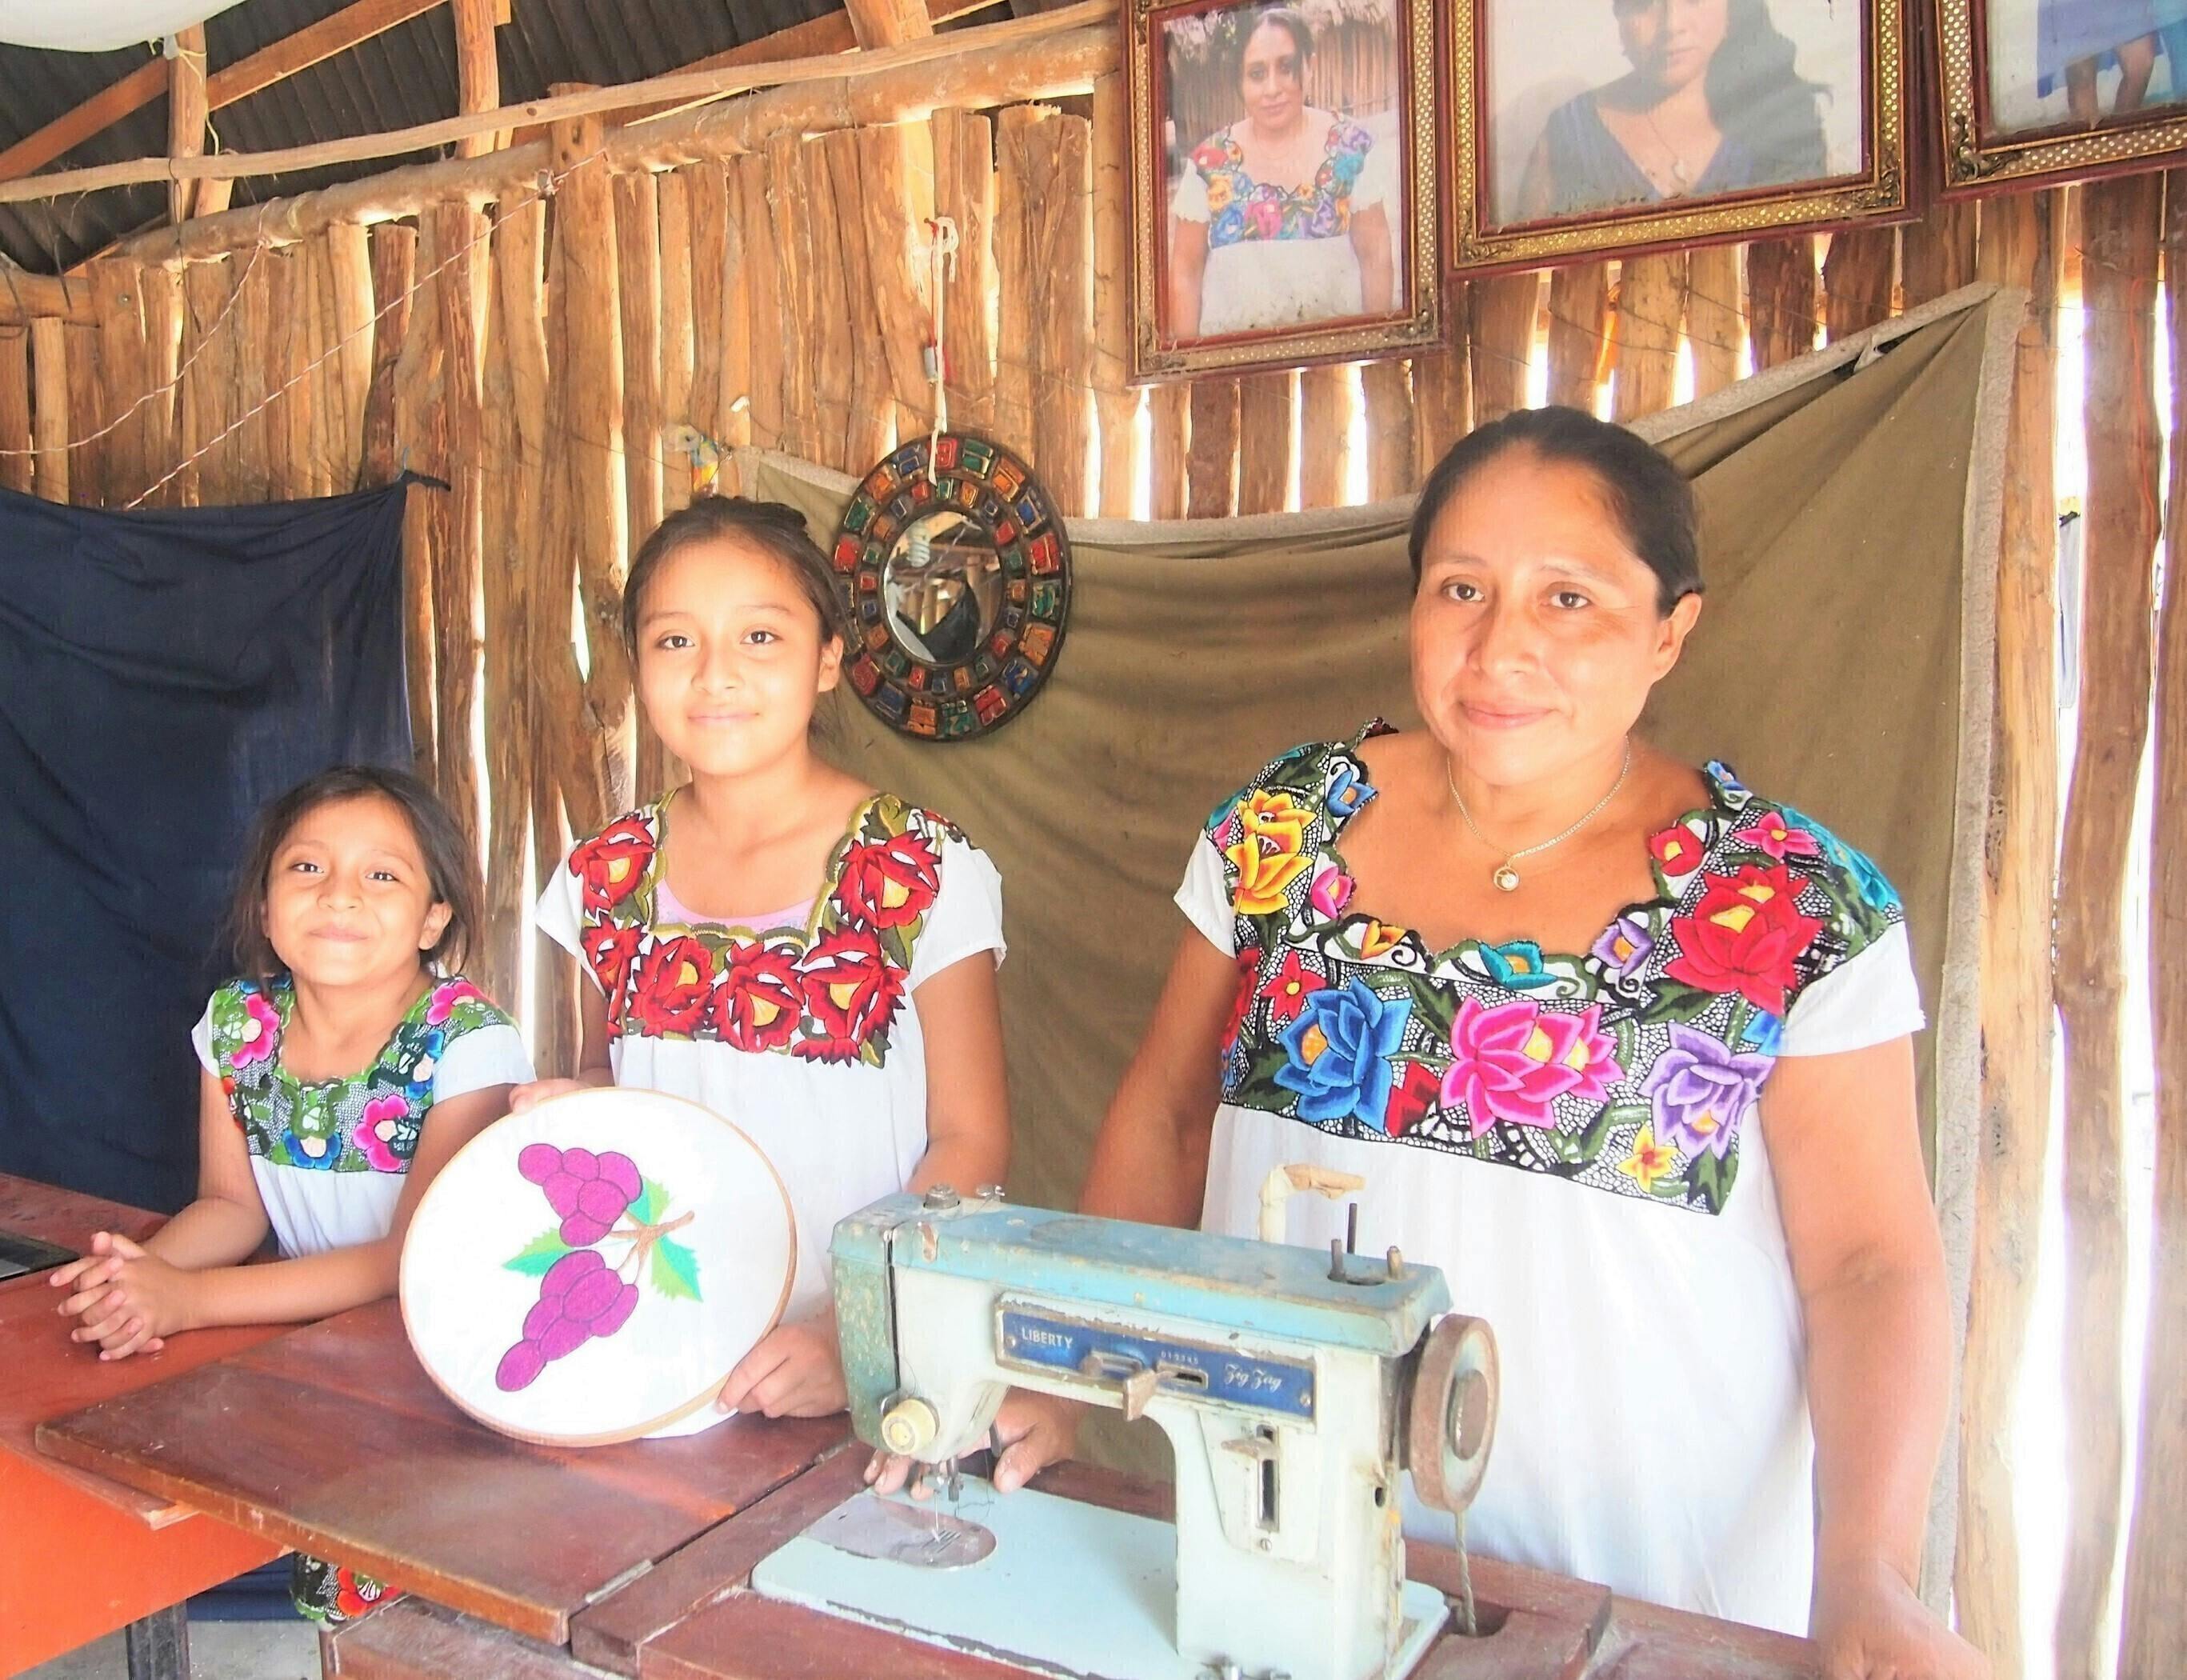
left=750, top=1188, right=1499, bottom=1680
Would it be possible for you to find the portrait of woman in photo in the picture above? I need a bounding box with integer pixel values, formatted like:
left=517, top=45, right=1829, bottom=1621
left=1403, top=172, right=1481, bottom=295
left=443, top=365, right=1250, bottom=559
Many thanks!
left=1514, top=0, right=1831, bottom=222
left=1165, top=2, right=1400, bottom=339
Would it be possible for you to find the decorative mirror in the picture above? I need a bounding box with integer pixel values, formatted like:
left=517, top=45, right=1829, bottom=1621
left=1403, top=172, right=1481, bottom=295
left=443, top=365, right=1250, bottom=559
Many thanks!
left=832, top=434, right=1071, bottom=741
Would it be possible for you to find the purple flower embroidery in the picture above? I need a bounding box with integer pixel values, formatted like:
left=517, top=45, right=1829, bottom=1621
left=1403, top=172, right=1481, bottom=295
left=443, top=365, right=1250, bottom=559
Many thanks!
left=1641, top=1024, right=1773, bottom=1161
left=1590, top=914, right=1654, bottom=980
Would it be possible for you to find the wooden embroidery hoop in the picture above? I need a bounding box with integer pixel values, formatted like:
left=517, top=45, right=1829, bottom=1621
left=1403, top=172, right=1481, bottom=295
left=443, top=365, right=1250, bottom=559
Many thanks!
left=400, top=1087, right=797, bottom=1447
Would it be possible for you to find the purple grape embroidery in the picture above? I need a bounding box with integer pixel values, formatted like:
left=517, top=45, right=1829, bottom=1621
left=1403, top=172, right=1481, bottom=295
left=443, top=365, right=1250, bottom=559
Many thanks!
left=495, top=1142, right=701, bottom=1392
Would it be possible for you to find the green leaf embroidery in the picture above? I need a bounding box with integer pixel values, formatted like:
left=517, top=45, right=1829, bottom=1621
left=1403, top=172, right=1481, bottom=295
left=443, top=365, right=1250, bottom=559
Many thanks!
left=652, top=1237, right=702, bottom=1301
left=1636, top=982, right=1718, bottom=1027
left=1684, top=1148, right=1739, bottom=1215
left=505, top=1228, right=571, bottom=1275
left=632, top=1178, right=666, bottom=1225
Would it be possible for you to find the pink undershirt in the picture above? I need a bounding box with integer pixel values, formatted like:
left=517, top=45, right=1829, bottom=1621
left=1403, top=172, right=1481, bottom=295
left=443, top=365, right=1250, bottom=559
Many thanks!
left=655, top=877, right=813, bottom=932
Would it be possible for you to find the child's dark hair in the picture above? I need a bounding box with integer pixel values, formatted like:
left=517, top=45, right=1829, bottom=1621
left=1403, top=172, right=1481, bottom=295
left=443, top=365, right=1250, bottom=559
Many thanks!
left=621, top=496, right=848, bottom=653
left=222, top=766, right=484, bottom=982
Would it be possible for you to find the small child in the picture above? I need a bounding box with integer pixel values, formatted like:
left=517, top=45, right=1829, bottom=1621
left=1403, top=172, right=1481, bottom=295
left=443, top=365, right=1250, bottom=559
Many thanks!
left=53, top=766, right=531, bottom=1622
left=514, top=496, right=1010, bottom=1425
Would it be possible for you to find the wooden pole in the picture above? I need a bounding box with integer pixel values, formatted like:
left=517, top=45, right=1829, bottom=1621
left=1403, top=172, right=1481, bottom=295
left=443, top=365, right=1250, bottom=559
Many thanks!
left=390, top=226, right=441, bottom=782
left=1236, top=370, right=1293, bottom=516
left=1031, top=114, right=1092, bottom=515
left=1954, top=187, right=2059, bottom=1680
left=734, top=153, right=783, bottom=460
left=327, top=222, right=376, bottom=485
left=1685, top=245, right=1741, bottom=398
left=862, top=122, right=935, bottom=449
left=845, top=0, right=934, bottom=49
left=88, top=261, right=149, bottom=506
left=28, top=317, right=66, bottom=502
left=822, top=130, right=892, bottom=474
left=303, top=235, right=338, bottom=495
left=655, top=168, right=698, bottom=488
left=1469, top=270, right=1540, bottom=426
left=1411, top=286, right=1470, bottom=482
left=1822, top=226, right=1895, bottom=342
left=451, top=0, right=507, bottom=158
left=1186, top=378, right=1239, bottom=517
left=357, top=225, right=416, bottom=488
left=2117, top=169, right=2187, bottom=1680
left=230, top=254, right=274, bottom=501
left=1903, top=201, right=1979, bottom=306
left=803, top=138, right=858, bottom=473
left=1545, top=264, right=1607, bottom=410
left=993, top=105, right=1049, bottom=463
left=138, top=264, right=181, bottom=504
left=765, top=133, right=818, bottom=466
left=1611, top=252, right=1683, bottom=422
left=429, top=202, right=485, bottom=842
left=62, top=322, right=102, bottom=507
left=1359, top=360, right=1410, bottom=502
left=0, top=326, right=29, bottom=494
left=614, top=170, right=665, bottom=550
left=179, top=261, right=229, bottom=504
left=2054, top=171, right=2162, bottom=1680
left=475, top=212, right=525, bottom=1010
left=686, top=162, right=729, bottom=449
left=169, top=25, right=210, bottom=226
left=1745, top=236, right=1817, bottom=370
left=1299, top=364, right=1351, bottom=508
left=932, top=109, right=998, bottom=436
left=1148, top=381, right=1186, bottom=519
left=548, top=118, right=632, bottom=834
left=1090, top=71, right=1135, bottom=517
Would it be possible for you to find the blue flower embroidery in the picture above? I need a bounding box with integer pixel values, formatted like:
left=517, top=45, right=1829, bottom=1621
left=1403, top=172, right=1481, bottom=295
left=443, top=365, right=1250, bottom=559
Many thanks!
left=1742, top=1010, right=1785, bottom=1057
left=1275, top=981, right=1413, bottom=1126
left=1477, top=941, right=1557, bottom=991
left=1325, top=762, right=1373, bottom=818
left=1779, top=806, right=1901, bottom=913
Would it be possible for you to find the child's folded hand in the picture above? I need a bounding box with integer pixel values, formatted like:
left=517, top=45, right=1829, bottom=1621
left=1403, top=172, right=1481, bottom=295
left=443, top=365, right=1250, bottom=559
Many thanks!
left=715, top=1317, right=847, bottom=1418
left=62, top=1234, right=184, bottom=1360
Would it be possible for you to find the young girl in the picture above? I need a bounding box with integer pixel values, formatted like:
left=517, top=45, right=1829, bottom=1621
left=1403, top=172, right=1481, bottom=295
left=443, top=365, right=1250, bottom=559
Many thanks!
left=514, top=497, right=1010, bottom=1424
left=52, top=766, right=531, bottom=1622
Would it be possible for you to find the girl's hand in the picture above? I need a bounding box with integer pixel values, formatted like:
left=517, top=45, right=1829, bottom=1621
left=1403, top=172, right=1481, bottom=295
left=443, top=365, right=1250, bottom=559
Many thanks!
left=508, top=1078, right=590, bottom=1114
left=866, top=1388, right=1086, bottom=1499
left=48, top=1230, right=130, bottom=1310
left=62, top=1234, right=185, bottom=1361
left=1813, top=1557, right=1988, bottom=1680
left=715, top=1320, right=848, bottom=1418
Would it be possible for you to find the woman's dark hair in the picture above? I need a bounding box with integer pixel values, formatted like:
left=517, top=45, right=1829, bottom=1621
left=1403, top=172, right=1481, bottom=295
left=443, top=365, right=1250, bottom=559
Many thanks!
left=1704, top=0, right=1828, bottom=181
left=222, top=766, right=484, bottom=982
left=1233, top=5, right=1315, bottom=87
left=1408, top=406, right=1702, bottom=614
left=620, top=495, right=847, bottom=654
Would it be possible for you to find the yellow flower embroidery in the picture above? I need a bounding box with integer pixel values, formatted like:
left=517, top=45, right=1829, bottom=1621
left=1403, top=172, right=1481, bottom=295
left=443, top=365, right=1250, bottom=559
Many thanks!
left=1618, top=1124, right=1678, bottom=1194
left=1226, top=790, right=1313, bottom=914
left=1353, top=919, right=1402, bottom=958
left=1206, top=174, right=1233, bottom=214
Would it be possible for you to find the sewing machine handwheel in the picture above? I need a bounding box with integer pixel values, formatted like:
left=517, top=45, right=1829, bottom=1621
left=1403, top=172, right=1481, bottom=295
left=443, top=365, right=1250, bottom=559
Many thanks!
left=1409, top=1314, right=1498, bottom=1518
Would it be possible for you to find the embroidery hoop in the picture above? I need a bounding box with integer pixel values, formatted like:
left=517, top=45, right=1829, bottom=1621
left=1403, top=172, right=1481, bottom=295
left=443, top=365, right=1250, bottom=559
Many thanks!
left=400, top=1088, right=796, bottom=1446
left=832, top=433, right=1072, bottom=742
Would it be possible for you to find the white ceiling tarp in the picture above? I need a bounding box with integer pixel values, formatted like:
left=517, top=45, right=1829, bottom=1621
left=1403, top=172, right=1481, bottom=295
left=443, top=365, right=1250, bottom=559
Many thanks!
left=0, top=2, right=250, bottom=53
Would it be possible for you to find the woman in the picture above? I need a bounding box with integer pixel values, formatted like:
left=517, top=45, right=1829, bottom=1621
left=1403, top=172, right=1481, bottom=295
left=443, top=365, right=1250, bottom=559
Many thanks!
left=1519, top=0, right=1827, bottom=221
left=898, top=409, right=1982, bottom=1675
left=1169, top=5, right=1396, bottom=338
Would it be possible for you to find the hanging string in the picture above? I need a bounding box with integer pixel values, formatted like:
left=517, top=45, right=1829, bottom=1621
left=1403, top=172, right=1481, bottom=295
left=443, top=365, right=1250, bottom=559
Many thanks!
left=920, top=214, right=960, bottom=484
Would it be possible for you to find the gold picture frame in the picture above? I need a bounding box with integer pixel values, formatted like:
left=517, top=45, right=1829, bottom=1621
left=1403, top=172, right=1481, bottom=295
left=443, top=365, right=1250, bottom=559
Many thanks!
left=1127, top=0, right=1443, bottom=380
left=1447, top=0, right=1910, bottom=275
left=1937, top=0, right=2187, bottom=193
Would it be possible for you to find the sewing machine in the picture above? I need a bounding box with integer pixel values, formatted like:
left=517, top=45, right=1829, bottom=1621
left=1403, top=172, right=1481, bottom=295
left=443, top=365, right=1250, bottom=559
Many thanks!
left=750, top=1188, right=1498, bottom=1680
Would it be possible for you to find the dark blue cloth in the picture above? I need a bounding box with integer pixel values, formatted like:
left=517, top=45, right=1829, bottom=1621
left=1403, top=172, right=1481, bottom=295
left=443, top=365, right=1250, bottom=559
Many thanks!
left=1536, top=86, right=1823, bottom=220
left=0, top=483, right=414, bottom=1210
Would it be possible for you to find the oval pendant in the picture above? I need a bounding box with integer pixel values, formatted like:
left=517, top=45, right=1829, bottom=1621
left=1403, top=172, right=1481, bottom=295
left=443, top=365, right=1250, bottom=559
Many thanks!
left=1493, top=865, right=1521, bottom=894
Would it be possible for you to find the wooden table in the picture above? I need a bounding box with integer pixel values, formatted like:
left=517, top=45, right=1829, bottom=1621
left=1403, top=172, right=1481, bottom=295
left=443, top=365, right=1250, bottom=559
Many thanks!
left=0, top=1174, right=282, bottom=1679
left=37, top=1257, right=1821, bottom=1680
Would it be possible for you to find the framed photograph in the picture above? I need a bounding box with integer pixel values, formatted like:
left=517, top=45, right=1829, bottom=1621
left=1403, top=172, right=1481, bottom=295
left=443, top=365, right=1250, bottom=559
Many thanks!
left=1127, top=0, right=1443, bottom=379
left=1448, top=0, right=1909, bottom=274
left=1937, top=0, right=2187, bottom=190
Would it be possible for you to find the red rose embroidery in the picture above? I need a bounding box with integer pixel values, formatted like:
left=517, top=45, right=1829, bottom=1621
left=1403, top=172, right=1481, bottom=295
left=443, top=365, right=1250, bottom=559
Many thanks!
left=1649, top=823, right=1701, bottom=876
left=1383, top=1059, right=1443, bottom=1136
left=581, top=924, right=642, bottom=1002
left=712, top=942, right=805, bottom=1053
left=794, top=927, right=905, bottom=1062
left=626, top=935, right=715, bottom=1035
left=1223, top=946, right=1262, bottom=1054
left=837, top=831, right=942, bottom=930
left=570, top=816, right=654, bottom=914
left=1663, top=864, right=1825, bottom=1015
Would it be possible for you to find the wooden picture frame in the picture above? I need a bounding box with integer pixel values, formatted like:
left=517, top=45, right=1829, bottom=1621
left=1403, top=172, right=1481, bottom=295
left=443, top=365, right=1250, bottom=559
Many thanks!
left=1937, top=0, right=2187, bottom=192
left=1447, top=0, right=1909, bottom=274
left=1127, top=0, right=1442, bottom=380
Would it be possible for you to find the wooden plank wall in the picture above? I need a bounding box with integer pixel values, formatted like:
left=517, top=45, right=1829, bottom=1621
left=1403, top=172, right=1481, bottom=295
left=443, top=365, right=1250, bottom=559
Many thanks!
left=11, top=105, right=2178, bottom=1678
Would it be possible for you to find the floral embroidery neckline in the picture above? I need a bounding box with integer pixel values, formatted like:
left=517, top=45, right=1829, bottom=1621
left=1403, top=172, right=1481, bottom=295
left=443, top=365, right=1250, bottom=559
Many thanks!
left=1313, top=730, right=1737, bottom=974
left=258, top=975, right=443, bottom=1093
left=642, top=785, right=882, bottom=946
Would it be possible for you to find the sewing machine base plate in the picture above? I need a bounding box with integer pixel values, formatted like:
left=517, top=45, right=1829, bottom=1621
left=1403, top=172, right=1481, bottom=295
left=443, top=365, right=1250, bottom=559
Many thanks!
left=750, top=1478, right=1446, bottom=1680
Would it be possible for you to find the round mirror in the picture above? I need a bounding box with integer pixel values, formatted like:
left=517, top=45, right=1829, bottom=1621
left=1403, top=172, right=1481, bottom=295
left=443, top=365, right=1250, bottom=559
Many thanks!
left=832, top=432, right=1072, bottom=742
left=882, top=510, right=1004, bottom=668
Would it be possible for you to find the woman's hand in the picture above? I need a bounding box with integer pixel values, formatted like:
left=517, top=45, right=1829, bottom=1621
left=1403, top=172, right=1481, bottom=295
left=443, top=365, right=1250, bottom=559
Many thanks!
left=58, top=1233, right=185, bottom=1360
left=716, top=1318, right=848, bottom=1418
left=508, top=1076, right=592, bottom=1113
left=1813, top=1557, right=1987, bottom=1680
left=865, top=1388, right=1087, bottom=1499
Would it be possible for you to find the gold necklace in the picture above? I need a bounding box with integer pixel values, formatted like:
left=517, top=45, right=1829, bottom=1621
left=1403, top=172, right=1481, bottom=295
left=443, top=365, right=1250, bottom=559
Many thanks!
left=1640, top=108, right=1693, bottom=189
left=1446, top=745, right=1633, bottom=894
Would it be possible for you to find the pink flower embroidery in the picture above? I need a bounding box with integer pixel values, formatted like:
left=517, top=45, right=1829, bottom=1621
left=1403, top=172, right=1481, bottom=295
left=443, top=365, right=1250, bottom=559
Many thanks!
left=1732, top=815, right=1823, bottom=862
left=1441, top=998, right=1620, bottom=1139
left=425, top=978, right=485, bottom=1026
left=230, top=990, right=282, bottom=1069
left=1308, top=866, right=1355, bottom=920
left=355, top=1093, right=412, bottom=1172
